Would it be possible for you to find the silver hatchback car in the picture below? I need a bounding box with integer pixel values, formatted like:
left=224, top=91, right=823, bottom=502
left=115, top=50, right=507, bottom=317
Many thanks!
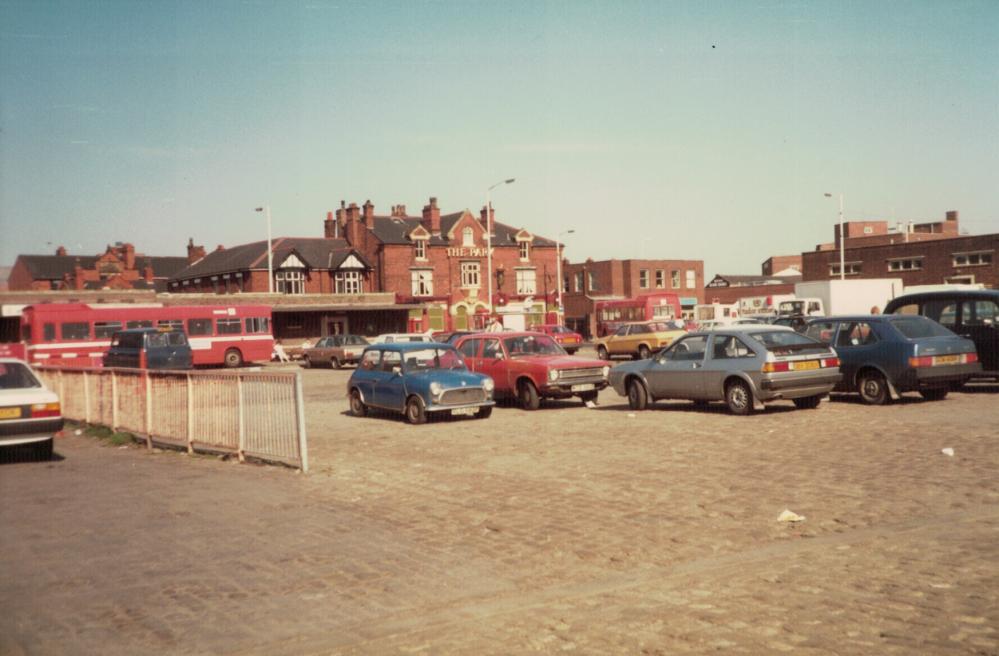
left=609, top=329, right=843, bottom=415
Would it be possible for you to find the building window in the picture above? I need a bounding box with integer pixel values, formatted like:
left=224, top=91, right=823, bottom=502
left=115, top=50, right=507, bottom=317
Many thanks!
left=655, top=270, right=665, bottom=288
left=411, top=269, right=434, bottom=296
left=516, top=269, right=536, bottom=295
left=275, top=269, right=305, bottom=294
left=587, top=271, right=597, bottom=292
left=519, top=241, right=530, bottom=260
left=952, top=251, right=992, bottom=267
left=830, top=262, right=862, bottom=276
left=671, top=270, right=680, bottom=288
left=460, top=261, right=480, bottom=288
left=574, top=271, right=584, bottom=292
left=563, top=275, right=569, bottom=293
left=888, top=258, right=923, bottom=272
left=414, top=239, right=426, bottom=260
left=334, top=271, right=362, bottom=294
left=462, top=227, right=474, bottom=247
left=685, top=270, right=696, bottom=289
left=639, top=269, right=649, bottom=288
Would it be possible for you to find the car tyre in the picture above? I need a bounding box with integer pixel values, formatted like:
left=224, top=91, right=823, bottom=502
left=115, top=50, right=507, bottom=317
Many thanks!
left=518, top=380, right=541, bottom=411
left=597, top=346, right=609, bottom=360
left=349, top=389, right=367, bottom=417
left=792, top=394, right=823, bottom=410
left=627, top=379, right=648, bottom=411
left=302, top=356, right=311, bottom=369
left=725, top=380, right=753, bottom=415
left=919, top=388, right=949, bottom=401
left=34, top=438, right=53, bottom=461
left=858, top=371, right=889, bottom=405
left=579, top=390, right=598, bottom=405
left=476, top=405, right=493, bottom=419
left=331, top=356, right=342, bottom=370
left=565, top=348, right=578, bottom=355
left=638, top=344, right=651, bottom=360
left=224, top=348, right=244, bottom=368
left=405, top=396, right=427, bottom=424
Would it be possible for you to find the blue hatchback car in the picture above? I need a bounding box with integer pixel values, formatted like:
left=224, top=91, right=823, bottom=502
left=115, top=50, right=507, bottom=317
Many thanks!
left=347, top=342, right=495, bottom=424
left=804, top=315, right=980, bottom=404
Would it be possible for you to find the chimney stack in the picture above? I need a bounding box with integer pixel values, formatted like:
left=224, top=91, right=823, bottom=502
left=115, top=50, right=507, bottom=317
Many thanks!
left=422, top=197, right=441, bottom=235
left=946, top=210, right=959, bottom=222
left=123, top=243, right=136, bottom=270
left=143, top=259, right=154, bottom=282
left=56, top=245, right=67, bottom=256
left=186, top=238, right=207, bottom=264
left=362, top=200, right=375, bottom=229
left=479, top=205, right=495, bottom=232
left=324, top=211, right=337, bottom=239
left=346, top=202, right=362, bottom=246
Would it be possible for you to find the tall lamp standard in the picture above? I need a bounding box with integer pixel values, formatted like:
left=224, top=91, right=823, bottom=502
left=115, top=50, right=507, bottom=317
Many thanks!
left=485, top=178, right=515, bottom=312
left=254, top=206, right=274, bottom=293
left=556, top=229, right=575, bottom=324
left=823, top=193, right=845, bottom=281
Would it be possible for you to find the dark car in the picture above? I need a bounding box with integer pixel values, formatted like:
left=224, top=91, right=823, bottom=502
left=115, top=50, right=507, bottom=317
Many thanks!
left=884, top=290, right=998, bottom=381
left=103, top=327, right=193, bottom=370
left=769, top=315, right=808, bottom=333
left=804, top=315, right=980, bottom=404
left=302, top=334, right=369, bottom=369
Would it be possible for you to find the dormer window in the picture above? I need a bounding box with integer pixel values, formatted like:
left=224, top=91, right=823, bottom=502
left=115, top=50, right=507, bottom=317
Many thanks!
left=519, top=241, right=529, bottom=260
left=462, top=226, right=474, bottom=247
left=414, top=239, right=426, bottom=260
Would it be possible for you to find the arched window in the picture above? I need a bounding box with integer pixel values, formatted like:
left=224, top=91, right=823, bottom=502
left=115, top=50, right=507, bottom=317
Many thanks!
left=462, top=227, right=474, bottom=247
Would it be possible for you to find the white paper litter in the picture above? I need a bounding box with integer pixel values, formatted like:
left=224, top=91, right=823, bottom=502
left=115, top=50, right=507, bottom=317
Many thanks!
left=941, top=448, right=955, bottom=457
left=777, top=509, right=806, bottom=523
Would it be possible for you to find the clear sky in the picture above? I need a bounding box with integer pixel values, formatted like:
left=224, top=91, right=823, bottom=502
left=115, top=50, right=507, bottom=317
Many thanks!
left=2, top=0, right=997, bottom=278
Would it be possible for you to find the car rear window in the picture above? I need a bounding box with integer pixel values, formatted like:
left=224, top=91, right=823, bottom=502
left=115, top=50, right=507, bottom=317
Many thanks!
left=889, top=316, right=955, bottom=339
left=749, top=330, right=829, bottom=355
left=0, top=362, right=41, bottom=389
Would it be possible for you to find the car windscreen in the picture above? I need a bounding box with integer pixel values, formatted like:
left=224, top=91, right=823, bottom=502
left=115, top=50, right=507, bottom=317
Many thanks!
left=0, top=362, right=42, bottom=389
left=748, top=330, right=829, bottom=355
left=346, top=335, right=369, bottom=345
left=503, top=334, right=565, bottom=356
left=888, top=316, right=956, bottom=339
left=401, top=348, right=466, bottom=371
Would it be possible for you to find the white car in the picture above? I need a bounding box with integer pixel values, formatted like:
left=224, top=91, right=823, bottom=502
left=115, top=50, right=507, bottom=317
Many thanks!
left=0, top=358, right=63, bottom=460
left=369, top=333, right=432, bottom=344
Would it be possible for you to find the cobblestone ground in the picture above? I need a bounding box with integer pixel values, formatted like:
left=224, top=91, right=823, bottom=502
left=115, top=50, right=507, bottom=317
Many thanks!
left=2, top=357, right=998, bottom=655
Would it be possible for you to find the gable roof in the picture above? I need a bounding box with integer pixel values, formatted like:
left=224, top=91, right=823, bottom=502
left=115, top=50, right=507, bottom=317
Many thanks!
left=171, top=237, right=370, bottom=281
left=14, top=254, right=188, bottom=280
left=365, top=212, right=556, bottom=248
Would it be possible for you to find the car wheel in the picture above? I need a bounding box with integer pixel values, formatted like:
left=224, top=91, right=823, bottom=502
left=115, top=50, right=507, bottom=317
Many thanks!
left=303, top=356, right=311, bottom=369
left=405, top=396, right=427, bottom=424
left=476, top=405, right=493, bottom=419
left=331, top=356, right=342, bottom=370
left=34, top=438, right=54, bottom=461
left=857, top=371, right=889, bottom=405
left=224, top=348, right=244, bottom=368
left=725, top=380, right=753, bottom=415
left=518, top=380, right=541, bottom=411
left=566, top=349, right=578, bottom=355
left=627, top=378, right=648, bottom=411
left=579, top=390, right=598, bottom=405
left=597, top=346, right=609, bottom=360
left=792, top=394, right=823, bottom=410
left=949, top=380, right=967, bottom=391
left=349, top=389, right=367, bottom=417
left=919, top=388, right=949, bottom=401
left=638, top=344, right=651, bottom=360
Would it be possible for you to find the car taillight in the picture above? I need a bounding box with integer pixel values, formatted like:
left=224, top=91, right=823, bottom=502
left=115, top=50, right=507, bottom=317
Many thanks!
left=31, top=402, right=61, bottom=418
left=908, top=356, right=934, bottom=368
left=762, top=362, right=790, bottom=373
left=821, top=357, right=840, bottom=368
left=966, top=352, right=978, bottom=364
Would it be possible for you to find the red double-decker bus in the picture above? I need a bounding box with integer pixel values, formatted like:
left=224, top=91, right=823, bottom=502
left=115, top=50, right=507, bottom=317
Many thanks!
left=593, top=292, right=682, bottom=337
left=11, top=303, right=274, bottom=368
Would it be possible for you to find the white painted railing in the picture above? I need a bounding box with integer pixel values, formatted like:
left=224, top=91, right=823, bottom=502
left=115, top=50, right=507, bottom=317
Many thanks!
left=36, top=367, right=308, bottom=472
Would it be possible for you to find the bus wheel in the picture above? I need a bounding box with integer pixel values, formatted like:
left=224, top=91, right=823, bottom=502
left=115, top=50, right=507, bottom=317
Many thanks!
left=224, top=348, right=244, bottom=368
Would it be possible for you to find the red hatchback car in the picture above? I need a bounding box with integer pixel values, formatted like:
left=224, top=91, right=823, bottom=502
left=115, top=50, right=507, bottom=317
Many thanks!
left=528, top=324, right=584, bottom=354
left=454, top=332, right=609, bottom=409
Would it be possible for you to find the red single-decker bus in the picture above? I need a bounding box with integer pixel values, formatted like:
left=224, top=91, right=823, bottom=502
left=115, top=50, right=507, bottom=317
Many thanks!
left=593, top=292, right=682, bottom=337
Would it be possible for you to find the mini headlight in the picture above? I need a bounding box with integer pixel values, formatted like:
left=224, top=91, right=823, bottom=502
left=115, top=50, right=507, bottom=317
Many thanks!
left=429, top=381, right=443, bottom=395
left=602, top=366, right=611, bottom=378
left=548, top=369, right=560, bottom=381
left=483, top=378, right=495, bottom=392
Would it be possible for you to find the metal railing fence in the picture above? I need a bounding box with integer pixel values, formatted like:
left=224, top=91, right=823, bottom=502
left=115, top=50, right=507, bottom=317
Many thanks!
left=36, top=366, right=308, bottom=471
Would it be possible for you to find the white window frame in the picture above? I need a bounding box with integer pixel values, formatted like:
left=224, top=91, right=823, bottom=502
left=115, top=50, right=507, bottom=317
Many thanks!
left=334, top=270, right=362, bottom=294
left=414, top=239, right=427, bottom=260
left=574, top=271, right=584, bottom=292
left=952, top=250, right=993, bottom=267
left=685, top=270, right=696, bottom=289
left=639, top=269, right=649, bottom=289
left=411, top=269, right=434, bottom=296
left=887, top=257, right=924, bottom=272
left=460, top=261, right=480, bottom=288
left=830, top=262, right=862, bottom=276
left=462, top=227, right=474, bottom=247
left=655, top=269, right=665, bottom=288
left=275, top=269, right=305, bottom=294
left=587, top=271, right=597, bottom=292
left=515, top=269, right=537, bottom=295
left=519, top=241, right=530, bottom=260
left=671, top=270, right=680, bottom=288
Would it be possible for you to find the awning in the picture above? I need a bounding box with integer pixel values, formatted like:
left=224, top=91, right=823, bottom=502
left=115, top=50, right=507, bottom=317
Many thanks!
left=679, top=297, right=698, bottom=306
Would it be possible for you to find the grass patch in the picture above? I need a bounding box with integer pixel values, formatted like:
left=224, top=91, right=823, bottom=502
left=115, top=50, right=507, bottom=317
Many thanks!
left=79, top=423, right=136, bottom=446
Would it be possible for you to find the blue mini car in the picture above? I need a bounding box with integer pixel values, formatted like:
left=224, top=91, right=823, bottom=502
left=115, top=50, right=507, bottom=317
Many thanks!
left=347, top=342, right=495, bottom=424
left=804, top=315, right=981, bottom=404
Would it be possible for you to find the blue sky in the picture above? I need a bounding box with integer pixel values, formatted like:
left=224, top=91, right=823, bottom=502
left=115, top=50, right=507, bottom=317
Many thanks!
left=2, top=0, right=997, bottom=278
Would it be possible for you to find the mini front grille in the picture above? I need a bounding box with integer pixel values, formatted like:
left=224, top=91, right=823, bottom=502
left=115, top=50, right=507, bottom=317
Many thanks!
left=440, top=388, right=486, bottom=405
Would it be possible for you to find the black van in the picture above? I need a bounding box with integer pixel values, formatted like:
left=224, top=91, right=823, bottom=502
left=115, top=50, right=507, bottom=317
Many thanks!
left=103, top=328, right=193, bottom=370
left=884, top=290, right=999, bottom=380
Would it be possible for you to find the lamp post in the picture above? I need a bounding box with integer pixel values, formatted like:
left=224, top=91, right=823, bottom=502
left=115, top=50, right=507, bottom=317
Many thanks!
left=556, top=229, right=575, bottom=324
left=485, top=178, right=515, bottom=312
left=254, top=206, right=274, bottom=293
left=824, top=192, right=845, bottom=280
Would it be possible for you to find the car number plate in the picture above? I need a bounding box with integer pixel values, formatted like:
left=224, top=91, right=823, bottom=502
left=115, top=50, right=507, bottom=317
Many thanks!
left=792, top=361, right=820, bottom=371
left=0, top=406, right=22, bottom=419
left=564, top=337, right=578, bottom=343
left=451, top=407, right=477, bottom=416
left=934, top=355, right=959, bottom=365
left=571, top=383, right=595, bottom=392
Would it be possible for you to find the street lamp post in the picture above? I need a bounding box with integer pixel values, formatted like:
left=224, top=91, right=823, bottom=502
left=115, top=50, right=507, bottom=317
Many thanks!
left=485, top=178, right=515, bottom=312
left=556, top=229, right=575, bottom=324
left=824, top=193, right=845, bottom=281
left=255, top=206, right=274, bottom=293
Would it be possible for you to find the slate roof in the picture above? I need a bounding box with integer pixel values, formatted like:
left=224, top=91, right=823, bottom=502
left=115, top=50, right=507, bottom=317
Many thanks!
left=708, top=273, right=801, bottom=287
left=15, top=254, right=188, bottom=280
left=367, top=212, right=557, bottom=247
left=171, top=237, right=371, bottom=281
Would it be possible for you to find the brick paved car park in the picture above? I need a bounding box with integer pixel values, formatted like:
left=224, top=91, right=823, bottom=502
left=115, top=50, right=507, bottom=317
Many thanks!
left=2, top=354, right=998, bottom=655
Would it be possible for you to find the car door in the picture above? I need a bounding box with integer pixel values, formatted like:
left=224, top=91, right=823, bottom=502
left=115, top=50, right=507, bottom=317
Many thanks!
left=703, top=334, right=756, bottom=399
left=372, top=351, right=405, bottom=410
left=832, top=321, right=881, bottom=389
left=354, top=349, right=384, bottom=403
left=960, top=299, right=998, bottom=373
left=456, top=338, right=483, bottom=373
left=644, top=335, right=709, bottom=399
left=477, top=337, right=510, bottom=392
left=608, top=325, right=630, bottom=355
